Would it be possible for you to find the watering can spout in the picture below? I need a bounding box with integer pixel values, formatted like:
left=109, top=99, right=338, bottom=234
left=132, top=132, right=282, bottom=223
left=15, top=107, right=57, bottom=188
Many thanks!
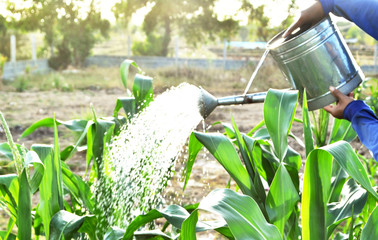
left=198, top=88, right=267, bottom=119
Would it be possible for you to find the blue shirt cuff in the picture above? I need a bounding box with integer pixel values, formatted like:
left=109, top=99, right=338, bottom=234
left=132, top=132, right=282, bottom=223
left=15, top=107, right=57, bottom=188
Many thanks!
left=343, top=100, right=371, bottom=121
left=319, top=0, right=334, bottom=15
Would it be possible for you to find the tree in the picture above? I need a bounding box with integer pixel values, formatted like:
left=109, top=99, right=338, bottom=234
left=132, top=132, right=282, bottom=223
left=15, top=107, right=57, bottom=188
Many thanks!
left=113, top=0, right=239, bottom=56
left=7, top=0, right=110, bottom=69
left=241, top=0, right=297, bottom=41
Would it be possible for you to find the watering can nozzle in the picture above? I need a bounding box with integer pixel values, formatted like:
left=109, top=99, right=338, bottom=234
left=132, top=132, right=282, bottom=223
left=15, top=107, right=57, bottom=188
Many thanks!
left=198, top=88, right=267, bottom=119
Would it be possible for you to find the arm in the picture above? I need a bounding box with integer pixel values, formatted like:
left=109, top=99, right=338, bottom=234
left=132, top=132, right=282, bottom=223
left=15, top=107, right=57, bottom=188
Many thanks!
left=324, top=87, right=378, bottom=161
left=284, top=0, right=378, bottom=40
left=343, top=100, right=378, bottom=161
left=320, top=0, right=378, bottom=40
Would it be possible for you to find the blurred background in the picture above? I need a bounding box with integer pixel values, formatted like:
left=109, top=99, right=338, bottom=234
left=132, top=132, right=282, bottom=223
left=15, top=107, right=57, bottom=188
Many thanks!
left=0, top=0, right=376, bottom=82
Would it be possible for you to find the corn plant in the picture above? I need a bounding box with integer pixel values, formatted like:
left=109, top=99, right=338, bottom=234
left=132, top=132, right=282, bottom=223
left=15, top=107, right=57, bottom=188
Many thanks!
left=0, top=59, right=156, bottom=239
left=110, top=89, right=378, bottom=240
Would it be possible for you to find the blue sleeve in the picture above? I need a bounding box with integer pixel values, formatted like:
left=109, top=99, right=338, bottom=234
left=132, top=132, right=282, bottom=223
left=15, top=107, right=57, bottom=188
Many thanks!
left=319, top=0, right=378, bottom=40
left=343, top=100, right=378, bottom=161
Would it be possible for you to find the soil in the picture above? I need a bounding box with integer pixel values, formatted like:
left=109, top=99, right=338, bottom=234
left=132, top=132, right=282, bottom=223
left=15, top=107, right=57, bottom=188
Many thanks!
left=0, top=82, right=373, bottom=239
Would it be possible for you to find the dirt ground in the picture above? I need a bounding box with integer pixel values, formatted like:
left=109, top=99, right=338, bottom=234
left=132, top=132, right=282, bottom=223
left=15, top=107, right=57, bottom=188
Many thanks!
left=0, top=74, right=372, bottom=239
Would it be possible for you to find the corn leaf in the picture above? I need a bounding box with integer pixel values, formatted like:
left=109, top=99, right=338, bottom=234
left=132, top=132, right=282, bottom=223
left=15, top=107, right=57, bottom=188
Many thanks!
left=302, top=91, right=314, bottom=157
left=61, top=162, right=94, bottom=213
left=123, top=209, right=162, bottom=240
left=183, top=132, right=203, bottom=191
left=0, top=174, right=18, bottom=220
left=17, top=170, right=31, bottom=240
left=133, top=74, right=153, bottom=110
left=120, top=59, right=141, bottom=90
left=32, top=144, right=63, bottom=239
left=62, top=120, right=94, bottom=162
left=199, top=188, right=282, bottom=240
left=326, top=179, right=368, bottom=238
left=0, top=143, right=27, bottom=161
left=302, top=149, right=333, bottom=240
left=20, top=118, right=88, bottom=138
left=90, top=119, right=115, bottom=178
left=249, top=139, right=278, bottom=184
left=193, top=132, right=253, bottom=197
left=0, top=231, right=16, bottom=240
left=105, top=227, right=125, bottom=240
left=113, top=97, right=136, bottom=119
left=49, top=210, right=95, bottom=240
left=24, top=150, right=45, bottom=194
left=323, top=141, right=378, bottom=200
left=266, top=164, right=300, bottom=236
left=241, top=134, right=267, bottom=212
left=134, top=230, right=173, bottom=240
left=328, top=162, right=348, bottom=203
left=361, top=205, right=378, bottom=239
left=329, top=118, right=357, bottom=144
left=264, top=89, right=298, bottom=161
left=302, top=141, right=378, bottom=240
left=181, top=209, right=198, bottom=240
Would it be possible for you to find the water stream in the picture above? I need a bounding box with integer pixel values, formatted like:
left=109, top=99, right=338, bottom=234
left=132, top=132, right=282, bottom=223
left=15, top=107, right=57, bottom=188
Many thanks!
left=95, top=83, right=203, bottom=230
left=242, top=49, right=270, bottom=95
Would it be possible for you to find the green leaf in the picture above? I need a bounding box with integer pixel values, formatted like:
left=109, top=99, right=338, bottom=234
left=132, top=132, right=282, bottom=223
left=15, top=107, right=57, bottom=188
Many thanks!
left=49, top=210, right=95, bottom=240
left=249, top=139, right=278, bottom=184
left=0, top=143, right=27, bottom=161
left=61, top=162, right=94, bottom=212
left=329, top=118, right=357, bottom=144
left=123, top=209, right=162, bottom=240
left=181, top=210, right=198, bottom=240
left=199, top=189, right=282, bottom=240
left=302, top=149, right=333, bottom=240
left=266, top=164, right=299, bottom=236
left=17, top=170, right=32, bottom=240
left=326, top=179, right=368, bottom=238
left=183, top=132, right=203, bottom=191
left=62, top=120, right=94, bottom=162
left=120, top=59, right=141, bottom=90
left=24, top=150, right=45, bottom=194
left=105, top=227, right=125, bottom=240
left=193, top=132, right=253, bottom=197
left=264, top=89, right=298, bottom=161
left=302, top=141, right=378, bottom=240
left=0, top=231, right=16, bottom=240
left=361, top=205, right=378, bottom=239
left=133, top=74, right=153, bottom=110
left=0, top=174, right=18, bottom=219
left=302, top=90, right=314, bottom=157
left=32, top=144, right=63, bottom=239
left=113, top=97, right=136, bottom=119
left=53, top=115, right=64, bottom=210
left=328, top=162, right=349, bottom=203
left=20, top=118, right=88, bottom=138
left=323, top=141, right=378, bottom=200
left=134, top=230, right=174, bottom=240
left=90, top=119, right=115, bottom=178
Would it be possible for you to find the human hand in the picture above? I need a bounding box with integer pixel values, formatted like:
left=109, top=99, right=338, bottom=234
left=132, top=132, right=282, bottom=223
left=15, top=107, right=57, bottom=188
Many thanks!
left=323, top=86, right=354, bottom=119
left=283, top=1, right=325, bottom=38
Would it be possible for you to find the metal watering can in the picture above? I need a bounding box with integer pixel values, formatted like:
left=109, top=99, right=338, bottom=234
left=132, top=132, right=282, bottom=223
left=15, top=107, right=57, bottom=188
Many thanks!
left=198, top=16, right=364, bottom=118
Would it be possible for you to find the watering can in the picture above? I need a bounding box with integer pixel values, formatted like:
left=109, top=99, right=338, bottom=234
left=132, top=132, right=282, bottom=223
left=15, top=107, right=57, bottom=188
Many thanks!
left=198, top=16, right=364, bottom=119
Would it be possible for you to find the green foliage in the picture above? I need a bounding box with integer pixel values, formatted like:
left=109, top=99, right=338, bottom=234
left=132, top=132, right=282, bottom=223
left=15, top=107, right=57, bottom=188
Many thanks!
left=117, top=88, right=377, bottom=240
left=114, top=0, right=239, bottom=56
left=7, top=0, right=110, bottom=69
left=0, top=60, right=156, bottom=239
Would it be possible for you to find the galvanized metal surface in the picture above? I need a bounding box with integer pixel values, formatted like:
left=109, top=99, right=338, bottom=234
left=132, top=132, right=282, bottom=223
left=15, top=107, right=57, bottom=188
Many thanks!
left=267, top=16, right=364, bottom=110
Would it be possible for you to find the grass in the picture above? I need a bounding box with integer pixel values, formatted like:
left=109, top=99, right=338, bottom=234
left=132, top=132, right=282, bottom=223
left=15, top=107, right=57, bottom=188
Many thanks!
left=1, top=60, right=288, bottom=94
